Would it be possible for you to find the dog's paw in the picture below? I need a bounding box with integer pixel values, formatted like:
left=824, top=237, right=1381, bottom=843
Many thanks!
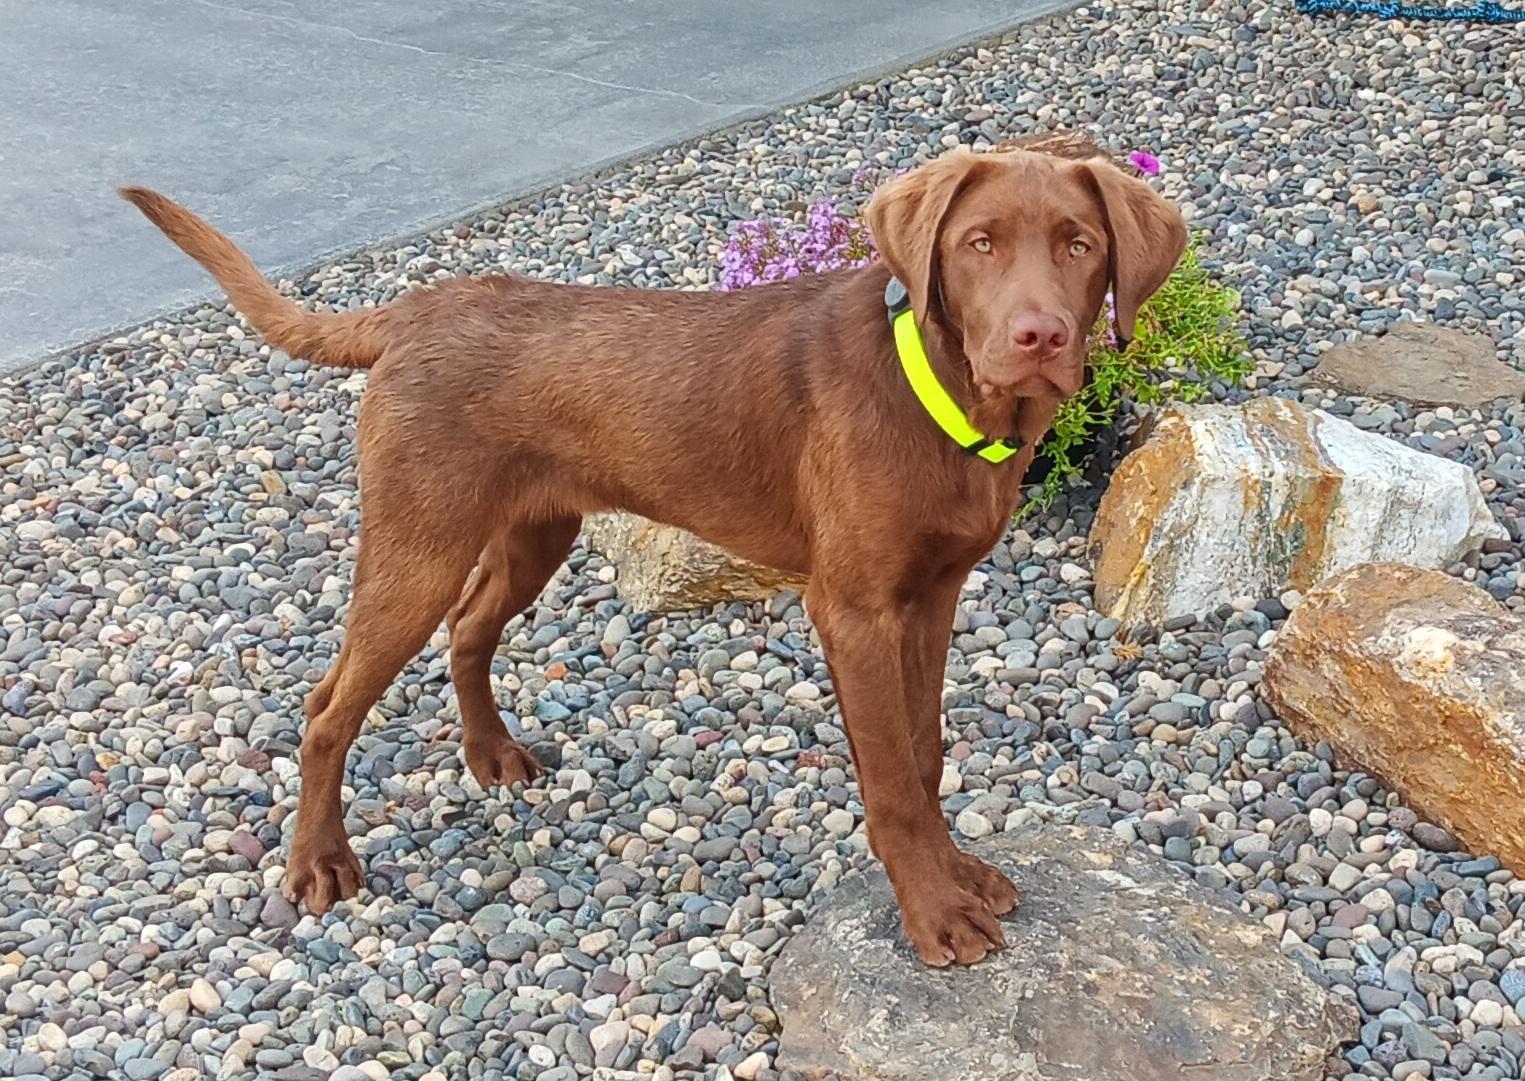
left=284, top=829, right=364, bottom=915
left=951, top=850, right=1020, bottom=916
left=464, top=733, right=544, bottom=790
left=900, top=882, right=1008, bottom=967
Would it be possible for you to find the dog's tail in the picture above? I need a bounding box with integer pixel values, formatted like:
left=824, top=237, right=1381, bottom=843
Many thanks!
left=118, top=187, right=385, bottom=369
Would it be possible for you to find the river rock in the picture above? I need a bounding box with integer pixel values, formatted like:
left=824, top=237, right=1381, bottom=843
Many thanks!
left=1310, top=322, right=1525, bottom=408
left=582, top=512, right=808, bottom=612
left=1089, top=398, right=1503, bottom=623
left=771, top=825, right=1356, bottom=1081
left=1264, top=562, right=1525, bottom=872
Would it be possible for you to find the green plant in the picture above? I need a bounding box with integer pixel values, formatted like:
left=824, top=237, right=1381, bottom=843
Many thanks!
left=1030, top=235, right=1251, bottom=507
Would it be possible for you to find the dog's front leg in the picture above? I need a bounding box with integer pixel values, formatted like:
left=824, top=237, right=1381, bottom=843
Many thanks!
left=898, top=573, right=1022, bottom=920
left=809, top=579, right=1008, bottom=967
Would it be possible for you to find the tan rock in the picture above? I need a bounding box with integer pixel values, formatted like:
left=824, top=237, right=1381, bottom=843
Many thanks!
left=582, top=512, right=807, bottom=612
left=773, top=825, right=1357, bottom=1081
left=1090, top=398, right=1503, bottom=624
left=1264, top=562, right=1525, bottom=872
left=1311, top=322, right=1525, bottom=409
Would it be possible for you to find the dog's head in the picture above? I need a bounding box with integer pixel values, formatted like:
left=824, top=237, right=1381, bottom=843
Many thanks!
left=865, top=147, right=1186, bottom=402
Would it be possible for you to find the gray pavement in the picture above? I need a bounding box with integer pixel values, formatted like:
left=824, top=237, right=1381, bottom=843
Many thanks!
left=0, top=0, right=1077, bottom=375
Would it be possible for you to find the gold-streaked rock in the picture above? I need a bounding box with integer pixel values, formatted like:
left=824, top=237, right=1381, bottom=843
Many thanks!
left=1264, top=561, right=1525, bottom=872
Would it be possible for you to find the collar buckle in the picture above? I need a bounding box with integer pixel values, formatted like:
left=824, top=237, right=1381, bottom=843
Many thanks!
left=884, top=277, right=912, bottom=324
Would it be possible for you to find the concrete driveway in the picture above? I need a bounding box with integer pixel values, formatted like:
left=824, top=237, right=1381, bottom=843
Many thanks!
left=0, top=0, right=1076, bottom=375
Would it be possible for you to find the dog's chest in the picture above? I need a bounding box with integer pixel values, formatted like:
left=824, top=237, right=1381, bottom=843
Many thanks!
left=917, top=460, right=1028, bottom=558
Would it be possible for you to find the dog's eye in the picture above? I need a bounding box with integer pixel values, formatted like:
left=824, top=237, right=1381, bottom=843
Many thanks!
left=971, top=236, right=993, bottom=254
left=1069, top=239, right=1091, bottom=257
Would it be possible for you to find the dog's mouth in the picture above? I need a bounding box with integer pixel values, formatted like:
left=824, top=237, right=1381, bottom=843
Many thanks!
left=975, top=361, right=1084, bottom=401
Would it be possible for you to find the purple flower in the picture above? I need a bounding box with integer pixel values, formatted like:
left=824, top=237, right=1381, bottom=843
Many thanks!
left=1128, top=150, right=1161, bottom=177
left=718, top=199, right=878, bottom=291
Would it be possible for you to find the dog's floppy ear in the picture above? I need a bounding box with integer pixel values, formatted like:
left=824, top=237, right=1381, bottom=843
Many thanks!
left=865, top=150, right=985, bottom=320
left=1082, top=161, right=1188, bottom=347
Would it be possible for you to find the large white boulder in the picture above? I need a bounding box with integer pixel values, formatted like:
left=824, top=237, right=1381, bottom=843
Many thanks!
left=1089, top=398, right=1504, bottom=624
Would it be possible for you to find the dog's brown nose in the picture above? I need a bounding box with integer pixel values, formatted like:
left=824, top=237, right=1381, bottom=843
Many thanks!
left=1011, top=312, right=1070, bottom=360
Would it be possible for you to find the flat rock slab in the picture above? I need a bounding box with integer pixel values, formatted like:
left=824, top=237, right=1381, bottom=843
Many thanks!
left=1310, top=322, right=1525, bottom=408
left=772, top=826, right=1356, bottom=1081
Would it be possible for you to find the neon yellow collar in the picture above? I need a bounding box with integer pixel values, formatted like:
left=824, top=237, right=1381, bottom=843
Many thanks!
left=885, top=278, right=1024, bottom=464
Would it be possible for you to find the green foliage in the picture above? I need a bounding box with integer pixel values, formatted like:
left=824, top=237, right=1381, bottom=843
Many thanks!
left=1030, top=236, right=1251, bottom=508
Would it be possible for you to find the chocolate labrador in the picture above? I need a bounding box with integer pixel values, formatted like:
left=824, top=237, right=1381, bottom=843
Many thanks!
left=122, top=144, right=1185, bottom=966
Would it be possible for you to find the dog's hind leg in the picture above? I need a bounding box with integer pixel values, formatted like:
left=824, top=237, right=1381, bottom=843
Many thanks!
left=284, top=422, right=491, bottom=914
left=447, top=516, right=581, bottom=790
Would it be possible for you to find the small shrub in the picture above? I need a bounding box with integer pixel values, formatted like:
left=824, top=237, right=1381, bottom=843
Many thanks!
left=1037, top=237, right=1250, bottom=505
left=717, top=158, right=1249, bottom=502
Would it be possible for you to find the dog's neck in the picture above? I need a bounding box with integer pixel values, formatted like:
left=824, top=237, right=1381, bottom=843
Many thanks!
left=918, top=320, right=1044, bottom=447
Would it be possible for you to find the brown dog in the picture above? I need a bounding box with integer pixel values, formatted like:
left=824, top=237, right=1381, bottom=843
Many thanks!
left=122, top=146, right=1185, bottom=966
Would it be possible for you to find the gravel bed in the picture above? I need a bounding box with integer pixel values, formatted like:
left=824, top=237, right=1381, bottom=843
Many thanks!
left=3, top=3, right=1525, bottom=1080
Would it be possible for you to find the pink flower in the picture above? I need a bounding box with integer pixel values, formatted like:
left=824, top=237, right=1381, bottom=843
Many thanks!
left=1102, top=291, right=1119, bottom=349
left=1128, top=150, right=1161, bottom=177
